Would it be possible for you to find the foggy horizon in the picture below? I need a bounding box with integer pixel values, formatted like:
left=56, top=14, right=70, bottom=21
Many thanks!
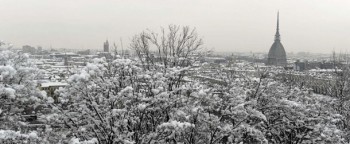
left=1, top=0, right=349, bottom=54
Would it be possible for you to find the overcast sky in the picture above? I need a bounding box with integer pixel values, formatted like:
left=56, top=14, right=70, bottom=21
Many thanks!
left=0, top=0, right=349, bottom=54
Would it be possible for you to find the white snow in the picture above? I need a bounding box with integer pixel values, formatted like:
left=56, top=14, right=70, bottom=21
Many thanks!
left=40, top=82, right=68, bottom=88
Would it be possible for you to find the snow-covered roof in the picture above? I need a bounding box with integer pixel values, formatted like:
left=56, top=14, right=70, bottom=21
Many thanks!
left=308, top=69, right=342, bottom=72
left=40, top=82, right=68, bottom=88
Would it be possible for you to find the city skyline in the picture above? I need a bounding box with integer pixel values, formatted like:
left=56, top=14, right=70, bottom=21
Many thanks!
left=1, top=1, right=350, bottom=143
left=0, top=0, right=349, bottom=54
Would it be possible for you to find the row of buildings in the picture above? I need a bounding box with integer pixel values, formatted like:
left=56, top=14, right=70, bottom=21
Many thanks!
left=15, top=12, right=348, bottom=101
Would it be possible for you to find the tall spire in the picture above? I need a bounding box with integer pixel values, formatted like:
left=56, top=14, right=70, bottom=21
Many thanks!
left=275, top=11, right=281, bottom=41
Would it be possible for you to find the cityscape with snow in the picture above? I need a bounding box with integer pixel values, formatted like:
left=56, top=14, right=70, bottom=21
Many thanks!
left=1, top=0, right=350, bottom=144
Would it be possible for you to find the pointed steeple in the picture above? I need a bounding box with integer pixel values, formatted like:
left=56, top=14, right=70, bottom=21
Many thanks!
left=274, top=11, right=281, bottom=41
left=267, top=11, right=287, bottom=66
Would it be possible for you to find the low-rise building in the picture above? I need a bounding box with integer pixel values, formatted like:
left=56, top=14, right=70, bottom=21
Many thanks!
left=39, top=82, right=68, bottom=103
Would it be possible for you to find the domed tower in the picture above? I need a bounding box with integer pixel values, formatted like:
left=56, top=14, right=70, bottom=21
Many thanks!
left=267, top=12, right=287, bottom=66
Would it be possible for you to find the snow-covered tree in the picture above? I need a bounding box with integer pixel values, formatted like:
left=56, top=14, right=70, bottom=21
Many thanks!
left=0, top=50, right=342, bottom=143
left=205, top=70, right=345, bottom=143
left=330, top=67, right=350, bottom=142
left=0, top=51, right=51, bottom=143
left=53, top=57, right=346, bottom=143
left=130, top=25, right=203, bottom=70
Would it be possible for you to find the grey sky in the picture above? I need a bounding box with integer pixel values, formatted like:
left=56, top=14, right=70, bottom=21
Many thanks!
left=0, top=0, right=349, bottom=54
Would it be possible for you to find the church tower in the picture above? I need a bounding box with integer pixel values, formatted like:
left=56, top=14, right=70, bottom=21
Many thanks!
left=103, top=40, right=109, bottom=52
left=267, top=12, right=287, bottom=66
